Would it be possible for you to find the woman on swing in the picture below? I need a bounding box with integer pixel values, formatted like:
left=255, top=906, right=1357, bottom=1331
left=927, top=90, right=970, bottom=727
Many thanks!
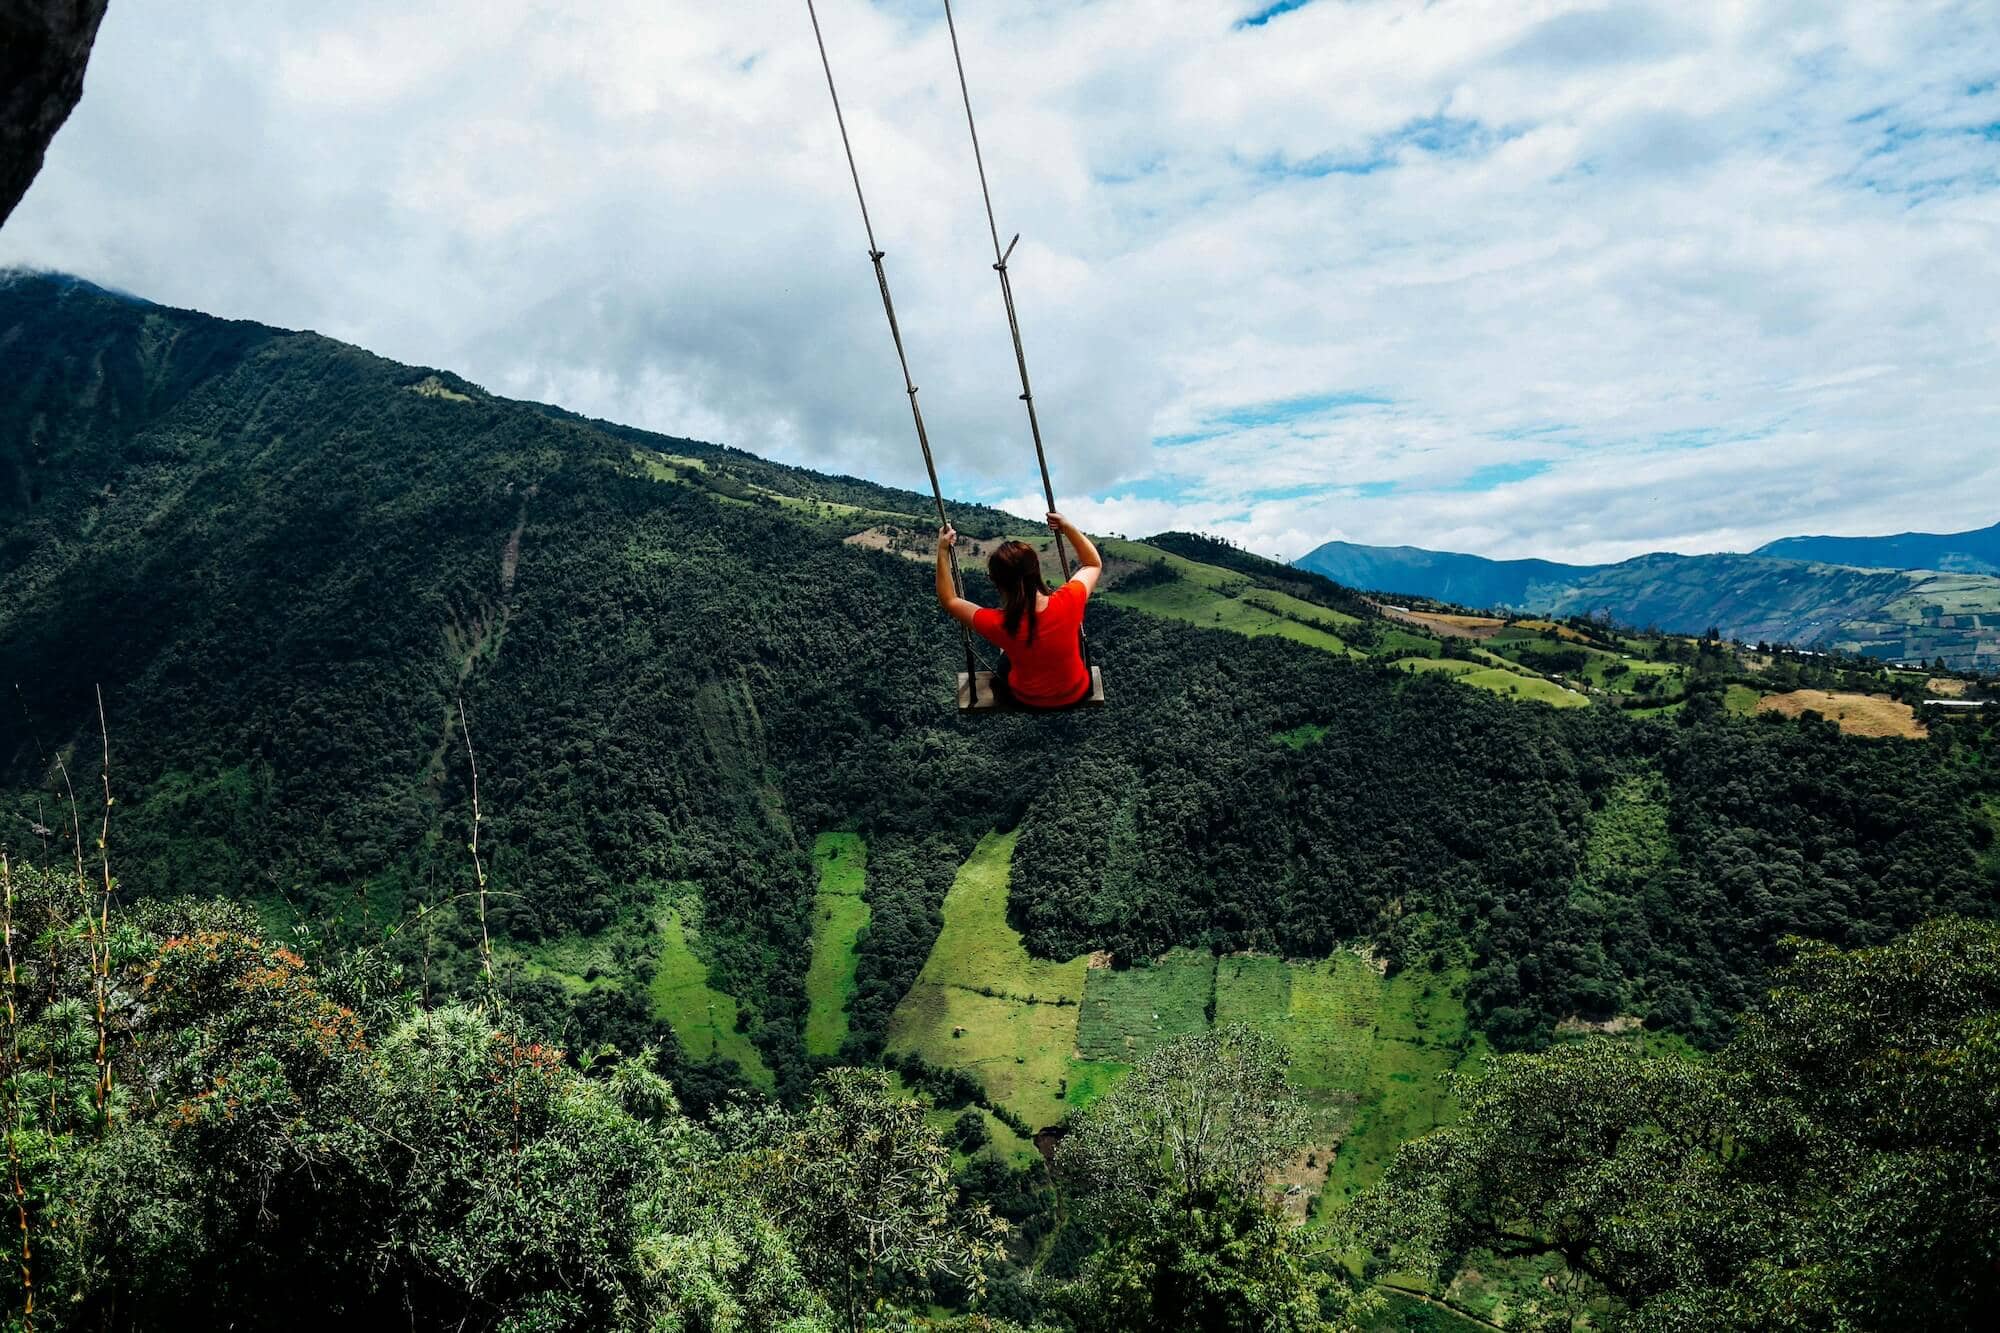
left=937, top=512, right=1102, bottom=709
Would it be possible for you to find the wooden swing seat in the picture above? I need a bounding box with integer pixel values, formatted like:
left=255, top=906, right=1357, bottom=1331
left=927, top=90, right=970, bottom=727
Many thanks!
left=957, top=666, right=1105, bottom=714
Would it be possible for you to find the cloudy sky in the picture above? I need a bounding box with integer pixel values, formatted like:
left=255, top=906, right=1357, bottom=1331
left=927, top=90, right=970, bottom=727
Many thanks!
left=5, top=1, right=1998, bottom=562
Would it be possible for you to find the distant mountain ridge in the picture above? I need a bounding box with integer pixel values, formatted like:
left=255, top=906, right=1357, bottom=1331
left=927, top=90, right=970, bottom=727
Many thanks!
left=1297, top=526, right=2000, bottom=672
left=1754, top=523, right=2000, bottom=575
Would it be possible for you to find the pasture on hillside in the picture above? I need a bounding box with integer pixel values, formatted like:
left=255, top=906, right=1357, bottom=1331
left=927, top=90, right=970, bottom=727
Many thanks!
left=1756, top=689, right=1926, bottom=738
left=886, top=833, right=1488, bottom=1217
left=803, top=832, right=869, bottom=1057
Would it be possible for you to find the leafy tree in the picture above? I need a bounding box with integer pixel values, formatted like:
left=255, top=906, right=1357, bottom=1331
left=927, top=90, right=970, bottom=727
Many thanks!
left=1059, top=1026, right=1307, bottom=1227
left=754, top=1068, right=1007, bottom=1333
left=1353, top=918, right=2000, bottom=1328
left=1059, top=1189, right=1355, bottom=1333
left=1055, top=1028, right=1374, bottom=1332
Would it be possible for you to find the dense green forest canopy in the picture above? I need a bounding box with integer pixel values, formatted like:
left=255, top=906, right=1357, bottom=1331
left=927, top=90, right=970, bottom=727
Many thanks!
left=4, top=272, right=1998, bottom=1096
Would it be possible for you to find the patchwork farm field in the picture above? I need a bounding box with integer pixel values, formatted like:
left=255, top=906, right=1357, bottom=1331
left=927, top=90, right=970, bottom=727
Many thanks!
left=804, top=832, right=869, bottom=1057
left=498, top=883, right=775, bottom=1090
left=887, top=833, right=1485, bottom=1207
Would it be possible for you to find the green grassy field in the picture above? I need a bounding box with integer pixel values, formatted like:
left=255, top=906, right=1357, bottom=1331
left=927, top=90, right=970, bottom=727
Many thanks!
left=1378, top=627, right=1447, bottom=656
left=1723, top=682, right=1763, bottom=715
left=1458, top=668, right=1588, bottom=707
left=1104, top=577, right=1360, bottom=656
left=1583, top=772, right=1672, bottom=886
left=886, top=831, right=1091, bottom=1126
left=890, top=842, right=1488, bottom=1209
left=651, top=903, right=773, bottom=1089
left=1211, top=951, right=1488, bottom=1211
left=804, top=832, right=870, bottom=1057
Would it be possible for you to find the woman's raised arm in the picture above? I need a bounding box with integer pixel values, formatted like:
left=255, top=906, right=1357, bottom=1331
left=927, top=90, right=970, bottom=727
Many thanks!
left=935, top=526, right=981, bottom=628
left=1049, top=512, right=1102, bottom=592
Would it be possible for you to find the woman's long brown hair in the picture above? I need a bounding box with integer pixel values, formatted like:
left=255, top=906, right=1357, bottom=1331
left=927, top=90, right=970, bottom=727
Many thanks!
left=988, top=541, right=1050, bottom=645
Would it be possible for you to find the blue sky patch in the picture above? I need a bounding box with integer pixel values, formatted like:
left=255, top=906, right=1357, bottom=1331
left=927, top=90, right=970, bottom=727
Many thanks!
left=1235, top=1, right=1314, bottom=29
left=1206, top=390, right=1390, bottom=430
left=1446, top=460, right=1552, bottom=492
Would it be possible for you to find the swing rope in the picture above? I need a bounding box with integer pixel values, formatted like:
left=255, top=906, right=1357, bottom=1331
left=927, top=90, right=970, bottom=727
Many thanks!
left=941, top=0, right=1091, bottom=669
left=806, top=0, right=983, bottom=698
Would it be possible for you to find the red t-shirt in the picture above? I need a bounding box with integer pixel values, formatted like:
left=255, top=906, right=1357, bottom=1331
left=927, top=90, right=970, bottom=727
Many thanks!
left=973, top=580, right=1091, bottom=707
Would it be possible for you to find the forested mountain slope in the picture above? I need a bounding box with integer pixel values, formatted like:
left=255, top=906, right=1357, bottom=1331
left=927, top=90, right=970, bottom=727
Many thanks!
left=5, top=271, right=1998, bottom=1101
left=1298, top=536, right=2000, bottom=671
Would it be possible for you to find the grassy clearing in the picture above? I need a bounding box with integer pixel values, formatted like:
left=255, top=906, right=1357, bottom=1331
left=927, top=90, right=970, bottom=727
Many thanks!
left=804, top=832, right=870, bottom=1057
left=1394, top=657, right=1588, bottom=707
left=1063, top=1058, right=1131, bottom=1110
left=1275, top=723, right=1331, bottom=749
left=1394, top=658, right=1480, bottom=678
left=1377, top=627, right=1447, bottom=656
left=1364, top=1290, right=1495, bottom=1331
left=503, top=932, right=621, bottom=996
left=651, top=904, right=773, bottom=1088
left=1756, top=689, right=1926, bottom=739
left=1077, top=949, right=1218, bottom=1061
left=887, top=831, right=1090, bottom=1127
left=1460, top=668, right=1588, bottom=707
left=1097, top=537, right=1367, bottom=657
left=1240, top=586, right=1365, bottom=631
left=886, top=1073, right=1043, bottom=1170
left=1590, top=654, right=1680, bottom=690
left=1584, top=773, right=1672, bottom=886
left=1723, top=683, right=1762, bottom=715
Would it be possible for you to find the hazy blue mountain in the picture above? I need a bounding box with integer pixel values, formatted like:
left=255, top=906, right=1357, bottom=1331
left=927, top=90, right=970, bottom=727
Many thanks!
left=1292, top=540, right=1593, bottom=609
left=1754, top=522, right=2000, bottom=575
left=1296, top=536, right=2000, bottom=670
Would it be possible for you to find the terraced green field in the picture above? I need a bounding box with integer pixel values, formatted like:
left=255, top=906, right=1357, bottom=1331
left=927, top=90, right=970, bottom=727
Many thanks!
left=804, top=832, right=870, bottom=1057
left=889, top=833, right=1490, bottom=1227
left=1098, top=538, right=1370, bottom=657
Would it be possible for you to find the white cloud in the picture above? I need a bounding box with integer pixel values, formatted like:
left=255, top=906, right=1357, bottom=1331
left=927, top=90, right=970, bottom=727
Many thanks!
left=4, top=0, right=1998, bottom=562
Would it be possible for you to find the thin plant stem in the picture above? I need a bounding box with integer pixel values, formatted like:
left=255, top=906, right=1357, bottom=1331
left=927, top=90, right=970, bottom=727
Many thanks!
left=1, top=854, right=32, bottom=1327
left=455, top=699, right=495, bottom=1002
left=92, top=688, right=114, bottom=1122
left=49, top=754, right=105, bottom=1123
